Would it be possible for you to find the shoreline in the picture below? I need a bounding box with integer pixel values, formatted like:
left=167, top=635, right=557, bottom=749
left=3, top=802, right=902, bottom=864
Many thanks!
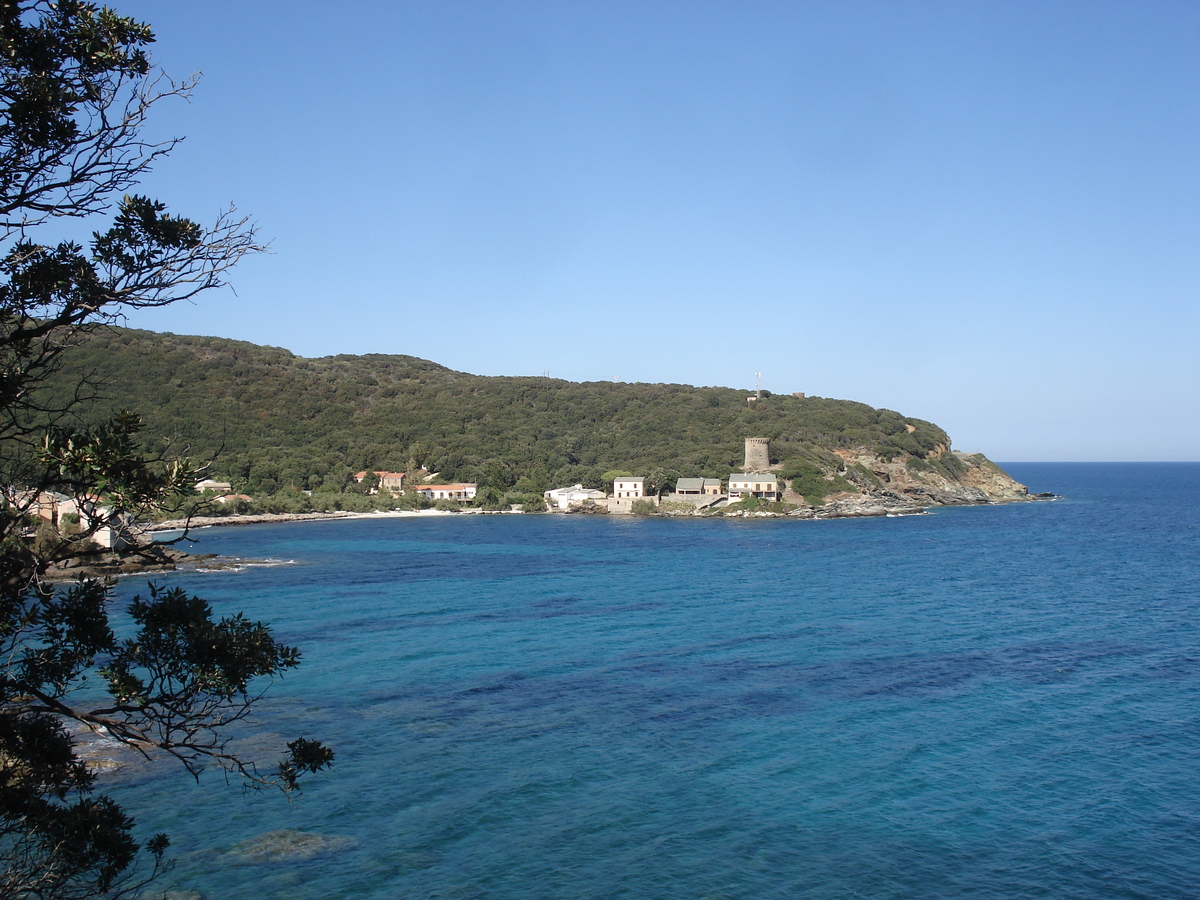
left=145, top=493, right=1058, bottom=534
left=145, top=508, right=516, bottom=533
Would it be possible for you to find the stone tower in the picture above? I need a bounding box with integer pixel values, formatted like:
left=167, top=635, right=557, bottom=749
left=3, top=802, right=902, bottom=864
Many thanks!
left=744, top=437, right=770, bottom=473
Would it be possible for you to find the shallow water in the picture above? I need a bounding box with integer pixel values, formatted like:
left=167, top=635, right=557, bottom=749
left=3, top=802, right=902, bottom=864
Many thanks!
left=106, top=463, right=1200, bottom=899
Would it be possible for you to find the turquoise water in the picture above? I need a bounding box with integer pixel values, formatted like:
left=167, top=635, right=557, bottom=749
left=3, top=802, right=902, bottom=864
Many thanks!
left=107, top=463, right=1200, bottom=898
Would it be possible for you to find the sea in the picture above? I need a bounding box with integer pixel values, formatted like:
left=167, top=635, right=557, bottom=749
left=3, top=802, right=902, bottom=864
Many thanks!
left=103, top=462, right=1200, bottom=899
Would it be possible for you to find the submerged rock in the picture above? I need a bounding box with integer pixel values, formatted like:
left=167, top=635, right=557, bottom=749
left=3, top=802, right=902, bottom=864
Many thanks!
left=226, top=829, right=357, bottom=864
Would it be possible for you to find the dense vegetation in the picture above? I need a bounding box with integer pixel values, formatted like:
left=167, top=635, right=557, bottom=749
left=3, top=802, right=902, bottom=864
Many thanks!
left=39, top=327, right=953, bottom=496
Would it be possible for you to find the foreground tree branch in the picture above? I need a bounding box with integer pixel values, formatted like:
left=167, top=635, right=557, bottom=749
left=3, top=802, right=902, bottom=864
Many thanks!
left=0, top=2, right=332, bottom=896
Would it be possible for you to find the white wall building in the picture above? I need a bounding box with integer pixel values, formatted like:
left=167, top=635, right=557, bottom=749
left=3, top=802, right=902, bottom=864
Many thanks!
left=727, top=473, right=780, bottom=501
left=544, top=484, right=606, bottom=510
left=613, top=476, right=645, bottom=499
left=414, top=483, right=478, bottom=502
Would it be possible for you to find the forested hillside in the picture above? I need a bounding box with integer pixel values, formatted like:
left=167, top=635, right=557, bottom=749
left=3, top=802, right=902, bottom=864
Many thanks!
left=40, top=326, right=960, bottom=495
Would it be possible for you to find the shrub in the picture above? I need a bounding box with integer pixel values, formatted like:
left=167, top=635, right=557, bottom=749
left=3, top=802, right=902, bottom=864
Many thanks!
left=784, top=460, right=858, bottom=505
left=393, top=491, right=433, bottom=511
left=847, top=464, right=883, bottom=489
left=512, top=493, right=545, bottom=512
left=939, top=453, right=966, bottom=478
left=260, top=492, right=314, bottom=514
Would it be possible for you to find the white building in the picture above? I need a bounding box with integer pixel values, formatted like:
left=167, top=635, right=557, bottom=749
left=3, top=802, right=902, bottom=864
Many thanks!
left=613, top=476, right=645, bottom=499
left=727, top=473, right=780, bottom=501
left=413, top=483, right=478, bottom=502
left=544, top=484, right=606, bottom=510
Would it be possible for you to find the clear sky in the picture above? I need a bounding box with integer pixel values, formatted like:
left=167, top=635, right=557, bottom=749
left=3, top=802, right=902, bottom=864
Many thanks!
left=114, top=1, right=1198, bottom=462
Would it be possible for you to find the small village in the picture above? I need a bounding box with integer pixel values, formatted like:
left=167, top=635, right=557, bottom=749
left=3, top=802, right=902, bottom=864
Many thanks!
left=7, top=438, right=791, bottom=562
left=14, top=433, right=1028, bottom=561
left=345, top=437, right=787, bottom=515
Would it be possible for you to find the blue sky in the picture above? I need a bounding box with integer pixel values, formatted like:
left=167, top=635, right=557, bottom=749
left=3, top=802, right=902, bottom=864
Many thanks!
left=115, top=1, right=1198, bottom=461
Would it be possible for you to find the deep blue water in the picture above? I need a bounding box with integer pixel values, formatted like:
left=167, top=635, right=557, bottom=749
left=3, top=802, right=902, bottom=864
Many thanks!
left=105, top=463, right=1200, bottom=899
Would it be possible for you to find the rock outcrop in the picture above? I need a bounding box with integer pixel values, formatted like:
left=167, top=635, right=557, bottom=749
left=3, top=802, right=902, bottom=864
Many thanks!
left=830, top=448, right=1029, bottom=506
left=43, top=542, right=208, bottom=581
left=42, top=540, right=253, bottom=581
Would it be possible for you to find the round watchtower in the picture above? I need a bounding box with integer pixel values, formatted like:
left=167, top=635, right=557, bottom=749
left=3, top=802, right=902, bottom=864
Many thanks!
left=744, top=437, right=770, bottom=473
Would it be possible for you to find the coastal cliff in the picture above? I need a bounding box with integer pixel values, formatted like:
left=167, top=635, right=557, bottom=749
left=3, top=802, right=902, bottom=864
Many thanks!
left=827, top=449, right=1030, bottom=506
left=795, top=450, right=1031, bottom=517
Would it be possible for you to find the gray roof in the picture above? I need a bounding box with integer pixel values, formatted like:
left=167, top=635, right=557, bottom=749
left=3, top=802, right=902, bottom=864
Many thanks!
left=675, top=478, right=706, bottom=491
left=729, top=473, right=778, bottom=483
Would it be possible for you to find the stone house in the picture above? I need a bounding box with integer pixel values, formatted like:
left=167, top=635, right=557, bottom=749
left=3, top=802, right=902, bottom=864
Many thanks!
left=353, top=470, right=405, bottom=493
left=674, top=477, right=722, bottom=496
left=378, top=472, right=405, bottom=491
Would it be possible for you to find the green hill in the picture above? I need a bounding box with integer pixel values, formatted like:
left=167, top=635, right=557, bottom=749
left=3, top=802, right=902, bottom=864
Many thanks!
left=37, top=326, right=1016, bottom=505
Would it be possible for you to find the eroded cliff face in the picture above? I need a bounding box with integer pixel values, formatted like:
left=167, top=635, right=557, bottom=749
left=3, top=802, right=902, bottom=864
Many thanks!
left=826, top=449, right=1029, bottom=507
left=947, top=453, right=1030, bottom=500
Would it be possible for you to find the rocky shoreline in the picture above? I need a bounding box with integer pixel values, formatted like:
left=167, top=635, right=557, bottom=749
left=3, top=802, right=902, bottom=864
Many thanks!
left=599, top=489, right=1057, bottom=520
left=42, top=542, right=241, bottom=581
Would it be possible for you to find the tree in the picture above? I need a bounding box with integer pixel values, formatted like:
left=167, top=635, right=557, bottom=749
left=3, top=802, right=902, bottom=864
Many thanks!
left=352, top=470, right=380, bottom=494
left=0, top=3, right=331, bottom=897
left=644, top=466, right=671, bottom=498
